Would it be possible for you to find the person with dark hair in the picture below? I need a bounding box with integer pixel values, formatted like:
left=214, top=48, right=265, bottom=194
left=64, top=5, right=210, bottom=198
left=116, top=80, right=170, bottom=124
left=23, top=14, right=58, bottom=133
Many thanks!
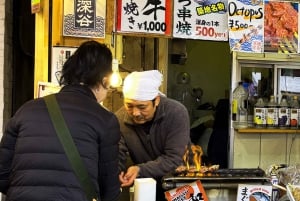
left=0, top=40, right=121, bottom=201
left=116, top=70, right=190, bottom=201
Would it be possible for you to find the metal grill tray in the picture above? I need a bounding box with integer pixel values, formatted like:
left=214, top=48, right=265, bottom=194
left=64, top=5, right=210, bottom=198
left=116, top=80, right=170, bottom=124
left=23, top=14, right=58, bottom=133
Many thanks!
left=162, top=168, right=270, bottom=190
left=168, top=168, right=265, bottom=178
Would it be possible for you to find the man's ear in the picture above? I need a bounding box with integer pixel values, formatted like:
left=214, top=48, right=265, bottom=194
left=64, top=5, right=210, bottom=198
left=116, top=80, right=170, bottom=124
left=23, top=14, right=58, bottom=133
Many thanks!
left=154, top=96, right=161, bottom=107
left=102, top=77, right=110, bottom=89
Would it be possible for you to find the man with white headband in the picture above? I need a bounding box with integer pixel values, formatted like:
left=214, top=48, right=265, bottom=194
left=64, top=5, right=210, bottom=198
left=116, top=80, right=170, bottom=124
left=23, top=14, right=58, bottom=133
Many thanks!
left=116, top=70, right=190, bottom=201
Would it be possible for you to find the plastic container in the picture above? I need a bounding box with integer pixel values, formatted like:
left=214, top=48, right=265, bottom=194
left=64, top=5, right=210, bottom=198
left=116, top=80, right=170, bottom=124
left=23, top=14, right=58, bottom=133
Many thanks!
left=266, top=96, right=278, bottom=128
left=290, top=96, right=299, bottom=129
left=278, top=97, right=290, bottom=129
left=253, top=98, right=267, bottom=128
left=232, top=82, right=248, bottom=128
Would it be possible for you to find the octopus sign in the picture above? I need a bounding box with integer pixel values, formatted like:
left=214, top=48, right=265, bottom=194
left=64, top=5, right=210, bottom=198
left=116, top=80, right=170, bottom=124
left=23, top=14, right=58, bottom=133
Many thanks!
left=229, top=0, right=300, bottom=53
left=228, top=0, right=264, bottom=52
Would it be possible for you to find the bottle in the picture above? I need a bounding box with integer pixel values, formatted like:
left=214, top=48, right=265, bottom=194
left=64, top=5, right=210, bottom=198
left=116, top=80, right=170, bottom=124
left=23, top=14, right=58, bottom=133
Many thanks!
left=232, top=82, right=248, bottom=128
left=266, top=96, right=278, bottom=128
left=270, top=172, right=279, bottom=201
left=290, top=96, right=299, bottom=129
left=278, top=97, right=290, bottom=129
left=253, top=98, right=267, bottom=128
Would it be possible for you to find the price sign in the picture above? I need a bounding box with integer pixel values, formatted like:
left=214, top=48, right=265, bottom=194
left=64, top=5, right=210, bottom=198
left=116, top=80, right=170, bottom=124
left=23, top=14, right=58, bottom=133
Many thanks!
left=228, top=0, right=264, bottom=52
left=116, top=0, right=171, bottom=36
left=173, top=0, right=228, bottom=41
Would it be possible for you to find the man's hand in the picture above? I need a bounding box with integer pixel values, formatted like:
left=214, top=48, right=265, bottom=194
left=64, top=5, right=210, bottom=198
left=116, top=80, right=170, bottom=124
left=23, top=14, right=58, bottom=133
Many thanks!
left=119, top=166, right=140, bottom=187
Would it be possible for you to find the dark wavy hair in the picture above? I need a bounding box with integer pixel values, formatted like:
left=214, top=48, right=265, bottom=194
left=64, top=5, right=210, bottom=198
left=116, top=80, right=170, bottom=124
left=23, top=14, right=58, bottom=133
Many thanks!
left=59, top=40, right=113, bottom=88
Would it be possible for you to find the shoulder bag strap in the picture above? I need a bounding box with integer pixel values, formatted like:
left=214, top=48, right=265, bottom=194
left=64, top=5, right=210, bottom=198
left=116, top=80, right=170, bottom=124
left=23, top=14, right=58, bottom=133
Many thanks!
left=44, top=94, right=98, bottom=201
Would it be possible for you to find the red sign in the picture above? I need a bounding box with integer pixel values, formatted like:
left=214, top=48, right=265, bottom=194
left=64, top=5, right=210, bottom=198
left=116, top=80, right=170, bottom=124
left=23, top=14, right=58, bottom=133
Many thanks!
left=116, top=0, right=172, bottom=36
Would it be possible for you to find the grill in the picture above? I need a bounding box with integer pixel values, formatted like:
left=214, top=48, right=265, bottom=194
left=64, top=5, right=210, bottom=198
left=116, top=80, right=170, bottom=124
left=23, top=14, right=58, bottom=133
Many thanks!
left=162, top=168, right=271, bottom=190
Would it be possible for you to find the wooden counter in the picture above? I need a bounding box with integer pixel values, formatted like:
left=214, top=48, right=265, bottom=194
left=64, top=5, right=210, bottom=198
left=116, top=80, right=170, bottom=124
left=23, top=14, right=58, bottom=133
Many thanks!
left=236, top=128, right=300, bottom=133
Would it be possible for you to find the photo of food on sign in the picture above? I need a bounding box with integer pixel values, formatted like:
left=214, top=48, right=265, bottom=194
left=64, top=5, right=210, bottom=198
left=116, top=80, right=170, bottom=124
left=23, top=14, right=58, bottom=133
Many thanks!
left=264, top=1, right=298, bottom=53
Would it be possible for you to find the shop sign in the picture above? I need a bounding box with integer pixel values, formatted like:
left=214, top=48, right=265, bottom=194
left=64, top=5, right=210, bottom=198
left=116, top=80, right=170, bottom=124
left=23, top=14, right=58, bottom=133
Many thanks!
left=63, top=0, right=106, bottom=38
left=173, top=0, right=228, bottom=41
left=228, top=0, right=264, bottom=52
left=228, top=0, right=299, bottom=54
left=116, top=0, right=172, bottom=36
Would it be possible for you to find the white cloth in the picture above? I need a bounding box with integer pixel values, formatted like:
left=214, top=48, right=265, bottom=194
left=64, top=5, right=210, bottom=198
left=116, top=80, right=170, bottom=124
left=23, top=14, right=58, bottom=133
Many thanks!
left=123, top=70, right=164, bottom=101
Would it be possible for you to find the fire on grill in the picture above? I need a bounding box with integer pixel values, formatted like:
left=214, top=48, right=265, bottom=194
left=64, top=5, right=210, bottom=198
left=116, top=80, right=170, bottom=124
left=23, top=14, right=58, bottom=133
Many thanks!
left=175, top=144, right=220, bottom=177
left=163, top=144, right=270, bottom=191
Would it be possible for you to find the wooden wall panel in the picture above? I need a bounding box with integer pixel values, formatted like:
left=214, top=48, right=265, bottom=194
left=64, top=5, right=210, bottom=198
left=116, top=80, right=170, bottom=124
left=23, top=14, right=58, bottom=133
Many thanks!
left=34, top=0, right=50, bottom=98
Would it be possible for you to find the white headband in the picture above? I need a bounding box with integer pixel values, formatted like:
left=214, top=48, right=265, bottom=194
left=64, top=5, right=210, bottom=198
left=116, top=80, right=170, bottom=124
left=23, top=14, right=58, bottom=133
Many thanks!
left=123, top=70, right=163, bottom=101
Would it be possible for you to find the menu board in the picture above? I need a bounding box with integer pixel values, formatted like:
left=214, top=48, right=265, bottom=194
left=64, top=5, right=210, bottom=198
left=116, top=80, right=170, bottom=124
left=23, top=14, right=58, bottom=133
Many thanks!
left=228, top=0, right=264, bottom=52
left=116, top=0, right=171, bottom=36
left=173, top=0, right=228, bottom=41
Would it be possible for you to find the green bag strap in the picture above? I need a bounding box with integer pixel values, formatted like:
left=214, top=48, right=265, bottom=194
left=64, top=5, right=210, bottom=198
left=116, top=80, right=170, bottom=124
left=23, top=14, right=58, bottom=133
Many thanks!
left=44, top=94, right=98, bottom=201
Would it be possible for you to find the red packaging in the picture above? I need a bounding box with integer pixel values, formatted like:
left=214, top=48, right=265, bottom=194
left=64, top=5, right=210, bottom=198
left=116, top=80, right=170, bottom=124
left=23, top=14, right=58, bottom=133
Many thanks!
left=165, top=180, right=208, bottom=201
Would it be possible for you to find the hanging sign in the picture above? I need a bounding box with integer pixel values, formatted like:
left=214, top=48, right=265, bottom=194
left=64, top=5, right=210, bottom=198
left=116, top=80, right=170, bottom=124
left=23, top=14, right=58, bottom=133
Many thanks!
left=63, top=0, right=106, bottom=38
left=173, top=0, right=228, bottom=41
left=264, top=1, right=299, bottom=54
left=228, top=0, right=264, bottom=52
left=116, top=0, right=172, bottom=36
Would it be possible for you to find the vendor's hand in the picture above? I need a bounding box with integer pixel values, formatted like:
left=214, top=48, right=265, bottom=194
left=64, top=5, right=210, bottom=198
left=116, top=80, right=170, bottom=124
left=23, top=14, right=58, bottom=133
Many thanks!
left=119, top=166, right=140, bottom=187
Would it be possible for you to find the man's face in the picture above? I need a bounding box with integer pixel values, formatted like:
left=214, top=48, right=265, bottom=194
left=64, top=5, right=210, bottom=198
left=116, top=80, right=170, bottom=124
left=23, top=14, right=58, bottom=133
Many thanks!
left=124, top=97, right=159, bottom=124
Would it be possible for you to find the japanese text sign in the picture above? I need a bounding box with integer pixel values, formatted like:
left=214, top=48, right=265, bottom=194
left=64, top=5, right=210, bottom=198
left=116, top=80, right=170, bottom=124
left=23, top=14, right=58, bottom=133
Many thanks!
left=116, top=0, right=171, bottom=35
left=165, top=180, right=208, bottom=201
left=63, top=0, right=106, bottom=38
left=173, top=0, right=228, bottom=41
left=236, top=184, right=272, bottom=201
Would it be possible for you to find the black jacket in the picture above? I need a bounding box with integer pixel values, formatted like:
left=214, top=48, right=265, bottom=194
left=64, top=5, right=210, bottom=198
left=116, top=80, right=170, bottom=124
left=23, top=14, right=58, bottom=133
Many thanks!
left=0, top=85, right=121, bottom=201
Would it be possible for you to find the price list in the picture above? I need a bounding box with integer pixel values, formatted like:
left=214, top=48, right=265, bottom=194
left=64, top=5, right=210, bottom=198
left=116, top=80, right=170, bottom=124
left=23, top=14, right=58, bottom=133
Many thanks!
left=116, top=0, right=171, bottom=36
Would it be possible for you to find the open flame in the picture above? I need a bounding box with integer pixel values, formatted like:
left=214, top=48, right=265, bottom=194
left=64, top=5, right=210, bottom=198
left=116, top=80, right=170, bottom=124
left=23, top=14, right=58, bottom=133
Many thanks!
left=183, top=144, right=203, bottom=172
left=176, top=144, right=220, bottom=176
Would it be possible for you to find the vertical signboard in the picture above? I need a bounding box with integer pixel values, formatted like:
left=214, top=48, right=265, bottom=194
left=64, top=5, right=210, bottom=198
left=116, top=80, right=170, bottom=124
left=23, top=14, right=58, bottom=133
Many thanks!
left=173, top=0, right=228, bottom=41
left=116, top=0, right=171, bottom=36
left=228, top=0, right=264, bottom=52
left=63, top=0, right=106, bottom=38
left=264, top=1, right=299, bottom=53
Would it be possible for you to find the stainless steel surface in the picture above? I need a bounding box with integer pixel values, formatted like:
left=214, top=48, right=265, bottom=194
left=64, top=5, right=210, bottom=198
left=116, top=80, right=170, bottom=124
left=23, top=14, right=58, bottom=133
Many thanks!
left=162, top=168, right=271, bottom=190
